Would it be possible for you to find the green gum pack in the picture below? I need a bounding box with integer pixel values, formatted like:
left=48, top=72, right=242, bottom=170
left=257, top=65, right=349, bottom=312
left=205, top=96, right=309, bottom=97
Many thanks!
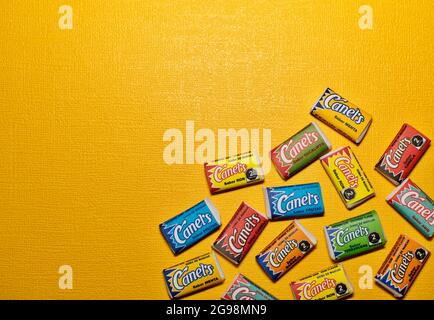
left=324, top=210, right=387, bottom=261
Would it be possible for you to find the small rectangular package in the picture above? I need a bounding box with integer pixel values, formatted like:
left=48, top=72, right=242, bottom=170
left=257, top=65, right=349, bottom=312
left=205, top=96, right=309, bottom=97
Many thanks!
left=263, top=183, right=324, bottom=220
left=204, top=151, right=264, bottom=194
left=320, top=146, right=375, bottom=209
left=386, top=178, right=434, bottom=238
left=375, top=235, right=430, bottom=298
left=311, top=88, right=372, bottom=144
left=160, top=199, right=221, bottom=255
left=163, top=252, right=225, bottom=299
left=256, top=220, right=317, bottom=281
left=375, top=124, right=431, bottom=185
left=290, top=264, right=353, bottom=300
left=222, top=274, right=277, bottom=300
left=213, top=202, right=268, bottom=265
left=270, top=122, right=331, bottom=180
left=324, top=210, right=387, bottom=261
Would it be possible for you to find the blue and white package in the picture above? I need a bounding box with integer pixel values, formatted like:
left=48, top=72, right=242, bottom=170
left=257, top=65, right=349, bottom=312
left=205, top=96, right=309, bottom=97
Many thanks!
left=160, top=198, right=221, bottom=254
left=263, top=183, right=324, bottom=220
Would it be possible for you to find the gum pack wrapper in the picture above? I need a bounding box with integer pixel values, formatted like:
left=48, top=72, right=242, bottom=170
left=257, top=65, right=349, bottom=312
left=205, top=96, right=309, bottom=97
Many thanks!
left=263, top=183, right=324, bottom=220
left=311, top=88, right=372, bottom=144
left=270, top=122, right=331, bottom=180
left=324, top=210, right=387, bottom=261
left=256, top=220, right=317, bottom=281
left=204, top=151, right=264, bottom=194
left=387, top=178, right=433, bottom=238
left=320, top=146, right=375, bottom=209
left=375, top=235, right=430, bottom=298
left=375, top=124, right=431, bottom=185
left=163, top=252, right=225, bottom=299
left=290, top=264, right=353, bottom=300
left=213, top=202, right=268, bottom=265
left=221, top=274, right=277, bottom=300
left=160, top=199, right=221, bottom=255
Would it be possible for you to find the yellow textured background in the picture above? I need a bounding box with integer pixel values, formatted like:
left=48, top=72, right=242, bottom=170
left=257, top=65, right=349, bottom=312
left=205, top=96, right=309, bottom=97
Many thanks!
left=0, top=1, right=432, bottom=299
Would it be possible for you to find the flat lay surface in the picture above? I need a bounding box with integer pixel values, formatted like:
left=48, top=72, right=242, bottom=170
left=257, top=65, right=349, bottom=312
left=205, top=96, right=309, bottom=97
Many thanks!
left=0, top=1, right=433, bottom=299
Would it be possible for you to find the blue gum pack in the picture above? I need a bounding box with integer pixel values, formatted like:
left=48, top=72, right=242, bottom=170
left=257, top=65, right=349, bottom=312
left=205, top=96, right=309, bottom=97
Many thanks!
left=160, top=198, right=221, bottom=254
left=263, top=183, right=324, bottom=220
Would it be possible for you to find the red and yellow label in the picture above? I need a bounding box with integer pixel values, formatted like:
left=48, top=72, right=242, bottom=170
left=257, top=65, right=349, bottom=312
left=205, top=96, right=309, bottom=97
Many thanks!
left=290, top=264, right=353, bottom=300
left=321, top=146, right=375, bottom=209
left=204, top=151, right=264, bottom=194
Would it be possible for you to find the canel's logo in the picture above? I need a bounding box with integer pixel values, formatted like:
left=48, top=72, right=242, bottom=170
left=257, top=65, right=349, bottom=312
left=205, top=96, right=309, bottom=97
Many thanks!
left=335, top=226, right=369, bottom=246
left=228, top=214, right=261, bottom=255
left=384, top=138, right=411, bottom=169
left=173, top=214, right=213, bottom=244
left=231, top=286, right=257, bottom=300
left=269, top=240, right=298, bottom=268
left=278, top=132, right=319, bottom=167
left=171, top=263, right=214, bottom=291
left=302, top=278, right=336, bottom=300
left=323, top=94, right=365, bottom=124
left=276, top=192, right=319, bottom=214
left=390, top=251, right=414, bottom=284
left=334, top=156, right=359, bottom=188
left=213, top=163, right=248, bottom=183
left=399, top=190, right=434, bottom=225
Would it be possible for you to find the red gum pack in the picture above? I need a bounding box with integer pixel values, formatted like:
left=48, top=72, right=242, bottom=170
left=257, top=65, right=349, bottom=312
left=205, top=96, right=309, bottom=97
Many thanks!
left=212, top=202, right=268, bottom=265
left=375, top=124, right=431, bottom=185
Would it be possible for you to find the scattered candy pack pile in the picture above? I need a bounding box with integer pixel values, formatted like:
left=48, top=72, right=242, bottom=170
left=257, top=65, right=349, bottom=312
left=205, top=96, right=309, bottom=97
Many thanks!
left=160, top=89, right=432, bottom=300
